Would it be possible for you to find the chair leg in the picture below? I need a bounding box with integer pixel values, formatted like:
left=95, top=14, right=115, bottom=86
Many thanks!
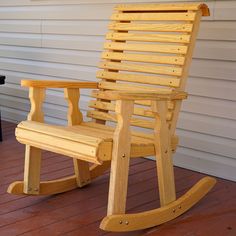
left=107, top=100, right=134, bottom=215
left=73, top=159, right=91, bottom=187
left=23, top=145, right=42, bottom=194
left=152, top=100, right=176, bottom=206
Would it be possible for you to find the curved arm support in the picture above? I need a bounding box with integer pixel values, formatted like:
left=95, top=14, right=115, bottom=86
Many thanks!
left=28, top=87, right=45, bottom=122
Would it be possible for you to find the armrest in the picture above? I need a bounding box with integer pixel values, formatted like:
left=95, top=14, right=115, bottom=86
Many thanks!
left=24, top=80, right=97, bottom=124
left=92, top=89, right=187, bottom=101
left=21, top=80, right=98, bottom=89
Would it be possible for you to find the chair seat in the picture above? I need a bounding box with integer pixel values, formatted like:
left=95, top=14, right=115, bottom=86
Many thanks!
left=15, top=121, right=156, bottom=164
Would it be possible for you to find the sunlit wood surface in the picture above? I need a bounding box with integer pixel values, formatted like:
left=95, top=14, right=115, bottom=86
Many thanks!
left=0, top=121, right=235, bottom=236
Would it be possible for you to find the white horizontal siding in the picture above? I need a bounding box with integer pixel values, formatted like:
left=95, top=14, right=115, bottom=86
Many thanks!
left=0, top=0, right=235, bottom=181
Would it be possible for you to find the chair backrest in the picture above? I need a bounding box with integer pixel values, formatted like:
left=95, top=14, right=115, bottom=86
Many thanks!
left=87, top=3, right=209, bottom=134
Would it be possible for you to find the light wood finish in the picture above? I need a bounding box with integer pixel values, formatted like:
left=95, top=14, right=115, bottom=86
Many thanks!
left=106, top=32, right=191, bottom=44
left=9, top=3, right=215, bottom=233
left=89, top=100, right=172, bottom=120
left=96, top=71, right=180, bottom=87
left=8, top=163, right=112, bottom=195
left=99, top=61, right=182, bottom=76
left=15, top=121, right=112, bottom=163
left=101, top=52, right=185, bottom=66
left=104, top=42, right=188, bottom=54
left=21, top=80, right=98, bottom=88
left=100, top=177, right=216, bottom=231
left=87, top=110, right=154, bottom=129
left=111, top=12, right=196, bottom=21
left=135, top=100, right=174, bottom=109
left=81, top=121, right=179, bottom=152
left=109, top=23, right=193, bottom=32
left=98, top=81, right=174, bottom=93
left=16, top=120, right=169, bottom=159
left=27, top=87, right=45, bottom=122
left=23, top=87, right=45, bottom=195
left=64, top=88, right=91, bottom=187
left=170, top=10, right=203, bottom=135
left=107, top=100, right=134, bottom=215
left=82, top=122, right=153, bottom=140
left=152, top=100, right=176, bottom=206
left=115, top=3, right=210, bottom=16
left=90, top=162, right=111, bottom=180
left=92, top=90, right=187, bottom=101
left=64, top=88, right=83, bottom=125
left=9, top=176, right=78, bottom=195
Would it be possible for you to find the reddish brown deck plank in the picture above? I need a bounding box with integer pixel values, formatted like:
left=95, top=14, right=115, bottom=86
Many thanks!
left=0, top=121, right=235, bottom=236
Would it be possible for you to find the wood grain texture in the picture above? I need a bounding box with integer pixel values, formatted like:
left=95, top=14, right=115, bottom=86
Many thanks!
left=1, top=121, right=230, bottom=236
left=100, top=177, right=216, bottom=232
left=99, top=61, right=182, bottom=76
left=109, top=23, right=193, bottom=32
left=101, top=52, right=185, bottom=65
left=92, top=90, right=187, bottom=101
left=6, top=3, right=219, bottom=233
left=23, top=87, right=45, bottom=195
left=21, top=80, right=98, bottom=88
left=152, top=100, right=176, bottom=206
left=115, top=3, right=210, bottom=16
left=96, top=70, right=180, bottom=87
left=111, top=12, right=196, bottom=21
left=106, top=32, right=191, bottom=43
left=104, top=42, right=188, bottom=54
left=64, top=88, right=91, bottom=188
left=107, top=100, right=134, bottom=215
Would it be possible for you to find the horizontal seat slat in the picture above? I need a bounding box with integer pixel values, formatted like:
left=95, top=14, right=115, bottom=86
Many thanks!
left=106, top=32, right=191, bottom=44
left=104, top=42, right=188, bottom=54
left=99, top=61, right=182, bottom=76
left=109, top=23, right=193, bottom=32
left=111, top=12, right=196, bottom=21
left=89, top=100, right=172, bottom=120
left=96, top=71, right=180, bottom=87
left=16, top=128, right=99, bottom=158
left=87, top=110, right=154, bottom=129
left=17, top=121, right=104, bottom=146
left=101, top=52, right=185, bottom=66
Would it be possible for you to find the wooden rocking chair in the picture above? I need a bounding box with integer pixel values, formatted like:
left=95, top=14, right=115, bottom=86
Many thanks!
left=8, top=3, right=216, bottom=232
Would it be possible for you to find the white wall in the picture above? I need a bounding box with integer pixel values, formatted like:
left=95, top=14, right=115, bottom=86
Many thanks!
left=0, top=0, right=235, bottom=181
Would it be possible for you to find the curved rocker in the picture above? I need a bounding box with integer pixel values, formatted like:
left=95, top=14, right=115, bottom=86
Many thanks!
left=100, top=177, right=216, bottom=232
left=7, top=162, right=111, bottom=195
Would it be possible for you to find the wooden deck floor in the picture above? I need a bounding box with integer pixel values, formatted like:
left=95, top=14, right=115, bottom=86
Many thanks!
left=0, top=120, right=236, bottom=236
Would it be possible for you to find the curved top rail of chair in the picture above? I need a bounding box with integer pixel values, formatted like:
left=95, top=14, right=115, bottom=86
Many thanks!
left=115, top=3, right=210, bottom=17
